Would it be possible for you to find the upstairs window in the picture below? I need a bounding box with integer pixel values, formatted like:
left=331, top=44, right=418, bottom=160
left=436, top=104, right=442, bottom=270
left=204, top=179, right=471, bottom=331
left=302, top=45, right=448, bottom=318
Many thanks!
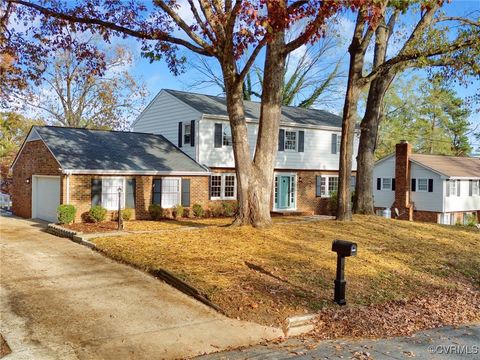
left=472, top=180, right=480, bottom=196
left=285, top=130, right=297, bottom=151
left=447, top=179, right=457, bottom=197
left=382, top=178, right=392, bottom=191
left=223, top=124, right=232, bottom=146
left=417, top=178, right=428, bottom=192
left=183, top=124, right=191, bottom=144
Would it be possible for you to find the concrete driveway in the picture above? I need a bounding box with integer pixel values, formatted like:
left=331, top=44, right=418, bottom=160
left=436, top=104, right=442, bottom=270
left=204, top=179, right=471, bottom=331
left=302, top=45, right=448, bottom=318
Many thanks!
left=0, top=215, right=282, bottom=360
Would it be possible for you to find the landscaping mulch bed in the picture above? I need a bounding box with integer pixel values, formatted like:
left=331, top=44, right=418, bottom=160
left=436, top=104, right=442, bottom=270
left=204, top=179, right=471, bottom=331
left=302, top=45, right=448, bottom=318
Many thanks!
left=91, top=215, right=480, bottom=336
left=63, top=221, right=119, bottom=233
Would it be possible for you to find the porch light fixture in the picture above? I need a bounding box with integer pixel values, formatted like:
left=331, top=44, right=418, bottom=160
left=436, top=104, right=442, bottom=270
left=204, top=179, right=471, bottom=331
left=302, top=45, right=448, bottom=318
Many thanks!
left=25, top=177, right=30, bottom=184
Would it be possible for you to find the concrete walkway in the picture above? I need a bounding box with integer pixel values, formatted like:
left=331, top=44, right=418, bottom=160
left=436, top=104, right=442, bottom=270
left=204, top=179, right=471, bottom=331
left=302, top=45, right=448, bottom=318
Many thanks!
left=198, top=325, right=480, bottom=359
left=0, top=215, right=282, bottom=360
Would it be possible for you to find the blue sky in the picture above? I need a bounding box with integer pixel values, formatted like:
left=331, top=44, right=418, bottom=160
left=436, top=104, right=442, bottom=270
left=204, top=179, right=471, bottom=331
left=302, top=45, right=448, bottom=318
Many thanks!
left=121, top=0, right=480, bottom=149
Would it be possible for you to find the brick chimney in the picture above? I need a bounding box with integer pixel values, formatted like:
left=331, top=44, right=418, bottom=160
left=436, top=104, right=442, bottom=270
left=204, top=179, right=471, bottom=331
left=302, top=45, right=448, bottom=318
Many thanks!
left=392, top=140, right=413, bottom=220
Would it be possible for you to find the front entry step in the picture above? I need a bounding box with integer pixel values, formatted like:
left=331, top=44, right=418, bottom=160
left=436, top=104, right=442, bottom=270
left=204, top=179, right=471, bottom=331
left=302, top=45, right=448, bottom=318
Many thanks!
left=271, top=211, right=314, bottom=216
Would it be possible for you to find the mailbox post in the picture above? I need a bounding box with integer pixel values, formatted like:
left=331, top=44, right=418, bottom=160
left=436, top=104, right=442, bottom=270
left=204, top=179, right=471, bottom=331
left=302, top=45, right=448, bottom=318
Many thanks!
left=331, top=239, right=357, bottom=305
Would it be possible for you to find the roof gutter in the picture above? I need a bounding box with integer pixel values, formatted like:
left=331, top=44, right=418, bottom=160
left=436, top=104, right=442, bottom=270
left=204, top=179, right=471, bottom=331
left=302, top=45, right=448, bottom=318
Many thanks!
left=62, top=169, right=212, bottom=176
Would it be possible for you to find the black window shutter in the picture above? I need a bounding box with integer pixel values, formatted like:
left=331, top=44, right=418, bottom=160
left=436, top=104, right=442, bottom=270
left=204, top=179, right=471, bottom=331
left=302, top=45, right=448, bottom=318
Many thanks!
left=181, top=179, right=190, bottom=207
left=178, top=122, right=183, bottom=147
left=91, top=179, right=102, bottom=206
left=190, top=120, right=195, bottom=147
left=125, top=178, right=136, bottom=208
left=411, top=178, right=416, bottom=192
left=298, top=131, right=304, bottom=152
left=316, top=176, right=321, bottom=197
left=331, top=133, right=337, bottom=154
left=446, top=180, right=450, bottom=197
left=214, top=123, right=223, bottom=148
left=392, top=178, right=396, bottom=191
left=377, top=178, right=381, bottom=190
left=457, top=180, right=461, bottom=196
left=469, top=180, right=473, bottom=196
left=428, top=179, right=434, bottom=193
left=278, top=129, right=285, bottom=151
left=152, top=179, right=162, bottom=205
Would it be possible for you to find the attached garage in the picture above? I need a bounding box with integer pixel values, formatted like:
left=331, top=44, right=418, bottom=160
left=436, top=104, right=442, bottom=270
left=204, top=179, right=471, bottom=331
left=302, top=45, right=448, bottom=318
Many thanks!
left=32, top=176, right=61, bottom=222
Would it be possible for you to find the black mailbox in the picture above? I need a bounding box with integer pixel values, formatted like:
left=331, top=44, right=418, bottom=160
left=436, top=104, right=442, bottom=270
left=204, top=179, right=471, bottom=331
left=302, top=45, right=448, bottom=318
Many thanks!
left=332, top=240, right=357, bottom=257
left=331, top=239, right=357, bottom=305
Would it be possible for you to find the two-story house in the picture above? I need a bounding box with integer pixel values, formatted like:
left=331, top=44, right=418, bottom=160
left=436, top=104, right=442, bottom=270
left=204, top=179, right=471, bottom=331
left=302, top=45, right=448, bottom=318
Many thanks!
left=133, top=89, right=358, bottom=215
left=373, top=141, right=480, bottom=225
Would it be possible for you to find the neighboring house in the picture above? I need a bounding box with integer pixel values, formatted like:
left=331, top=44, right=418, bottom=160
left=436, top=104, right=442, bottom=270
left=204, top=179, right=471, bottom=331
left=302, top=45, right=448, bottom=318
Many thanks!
left=133, top=89, right=359, bottom=215
left=373, top=141, right=480, bottom=225
left=11, top=126, right=210, bottom=222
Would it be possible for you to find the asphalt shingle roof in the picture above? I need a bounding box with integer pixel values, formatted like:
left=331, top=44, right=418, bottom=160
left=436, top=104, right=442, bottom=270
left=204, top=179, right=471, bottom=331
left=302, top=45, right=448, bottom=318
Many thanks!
left=165, top=89, right=343, bottom=127
left=33, top=126, right=208, bottom=173
left=410, top=154, right=480, bottom=178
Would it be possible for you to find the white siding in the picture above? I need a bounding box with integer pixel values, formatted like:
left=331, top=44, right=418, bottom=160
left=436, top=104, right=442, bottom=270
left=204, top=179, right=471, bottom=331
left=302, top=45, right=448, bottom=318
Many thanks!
left=372, top=156, right=395, bottom=209
left=133, top=90, right=201, bottom=160
left=444, top=179, right=480, bottom=212
left=410, top=163, right=444, bottom=212
left=198, top=118, right=358, bottom=170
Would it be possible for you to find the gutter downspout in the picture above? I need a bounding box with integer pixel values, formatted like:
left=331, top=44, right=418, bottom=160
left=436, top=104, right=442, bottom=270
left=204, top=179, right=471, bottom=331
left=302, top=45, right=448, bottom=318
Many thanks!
left=63, top=170, right=72, bottom=205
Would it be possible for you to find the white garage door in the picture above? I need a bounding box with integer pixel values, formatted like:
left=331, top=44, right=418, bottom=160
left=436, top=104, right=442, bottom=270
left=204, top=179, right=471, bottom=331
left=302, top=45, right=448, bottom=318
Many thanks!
left=33, top=176, right=61, bottom=223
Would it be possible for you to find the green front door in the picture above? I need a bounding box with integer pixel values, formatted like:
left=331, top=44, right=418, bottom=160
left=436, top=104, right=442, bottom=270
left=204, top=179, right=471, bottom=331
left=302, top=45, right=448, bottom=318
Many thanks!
left=275, top=175, right=295, bottom=210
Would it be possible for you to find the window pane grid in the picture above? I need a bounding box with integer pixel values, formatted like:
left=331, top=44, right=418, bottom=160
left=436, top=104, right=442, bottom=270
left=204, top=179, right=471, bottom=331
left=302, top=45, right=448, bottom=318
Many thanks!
left=285, top=131, right=297, bottom=150
left=328, top=177, right=338, bottom=195
left=162, top=178, right=180, bottom=208
left=417, top=178, right=428, bottom=192
left=382, top=178, right=391, bottom=190
left=184, top=124, right=191, bottom=144
left=211, top=175, right=222, bottom=198
left=102, top=178, right=124, bottom=210
left=224, top=175, right=235, bottom=198
left=223, top=125, right=232, bottom=146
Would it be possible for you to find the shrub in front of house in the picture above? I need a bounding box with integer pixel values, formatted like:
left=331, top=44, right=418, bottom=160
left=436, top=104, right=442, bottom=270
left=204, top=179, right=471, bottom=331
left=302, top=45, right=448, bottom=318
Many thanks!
left=148, top=204, right=163, bottom=220
left=88, top=205, right=107, bottom=223
left=209, top=203, right=224, bottom=217
left=122, top=208, right=133, bottom=221
left=222, top=202, right=238, bottom=217
left=57, top=204, right=76, bottom=224
left=192, top=203, right=204, bottom=218
left=329, top=191, right=338, bottom=212
left=172, top=204, right=184, bottom=219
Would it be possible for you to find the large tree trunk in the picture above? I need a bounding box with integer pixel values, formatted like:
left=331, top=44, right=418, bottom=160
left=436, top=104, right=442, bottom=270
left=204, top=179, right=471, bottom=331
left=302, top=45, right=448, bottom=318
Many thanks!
left=222, top=25, right=286, bottom=228
left=337, top=14, right=366, bottom=221
left=353, top=72, right=394, bottom=214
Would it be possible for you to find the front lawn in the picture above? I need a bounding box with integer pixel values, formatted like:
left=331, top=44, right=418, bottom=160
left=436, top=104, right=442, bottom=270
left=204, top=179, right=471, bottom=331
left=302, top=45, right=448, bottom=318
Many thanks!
left=92, top=216, right=480, bottom=336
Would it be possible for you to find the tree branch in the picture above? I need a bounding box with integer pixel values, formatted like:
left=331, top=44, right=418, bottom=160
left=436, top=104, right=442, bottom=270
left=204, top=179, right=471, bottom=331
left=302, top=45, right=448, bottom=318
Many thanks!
left=7, top=0, right=212, bottom=56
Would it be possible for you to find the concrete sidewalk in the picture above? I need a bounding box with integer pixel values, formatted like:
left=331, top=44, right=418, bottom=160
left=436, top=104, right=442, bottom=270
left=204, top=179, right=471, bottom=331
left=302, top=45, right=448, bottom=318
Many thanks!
left=198, top=325, right=480, bottom=359
left=0, top=215, right=282, bottom=360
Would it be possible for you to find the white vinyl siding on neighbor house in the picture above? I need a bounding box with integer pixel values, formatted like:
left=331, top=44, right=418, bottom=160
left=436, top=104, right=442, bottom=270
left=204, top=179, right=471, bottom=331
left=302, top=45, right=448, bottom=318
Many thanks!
left=372, top=156, right=395, bottom=209
left=199, top=119, right=359, bottom=170
left=444, top=178, right=480, bottom=212
left=409, top=163, right=443, bottom=212
left=132, top=90, right=201, bottom=159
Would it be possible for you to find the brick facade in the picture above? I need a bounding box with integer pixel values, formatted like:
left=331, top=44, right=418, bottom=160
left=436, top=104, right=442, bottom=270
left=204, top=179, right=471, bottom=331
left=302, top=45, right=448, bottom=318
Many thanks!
left=67, top=174, right=212, bottom=222
left=12, top=140, right=63, bottom=218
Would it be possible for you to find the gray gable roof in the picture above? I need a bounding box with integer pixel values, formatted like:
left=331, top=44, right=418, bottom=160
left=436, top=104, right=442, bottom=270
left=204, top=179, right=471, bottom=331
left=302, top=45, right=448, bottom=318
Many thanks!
left=164, top=89, right=343, bottom=128
left=31, top=126, right=208, bottom=173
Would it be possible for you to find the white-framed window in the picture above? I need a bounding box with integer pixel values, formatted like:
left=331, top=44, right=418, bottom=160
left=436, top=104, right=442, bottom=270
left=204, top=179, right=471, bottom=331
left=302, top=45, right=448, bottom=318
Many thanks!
left=161, top=178, right=181, bottom=208
left=472, top=180, right=480, bottom=196
left=101, top=177, right=125, bottom=210
left=210, top=173, right=236, bottom=200
left=184, top=123, right=191, bottom=144
left=319, top=175, right=338, bottom=197
left=284, top=130, right=297, bottom=151
left=381, top=178, right=392, bottom=191
left=417, top=178, right=428, bottom=192
left=447, top=180, right=457, bottom=197
left=223, top=124, right=232, bottom=146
